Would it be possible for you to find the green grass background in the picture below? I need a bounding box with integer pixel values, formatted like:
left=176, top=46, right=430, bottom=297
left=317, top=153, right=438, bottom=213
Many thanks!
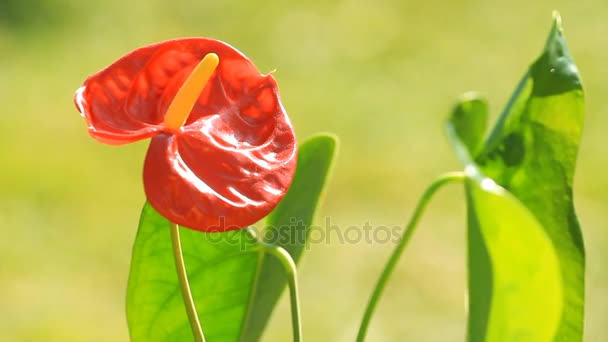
left=1, top=0, right=606, bottom=340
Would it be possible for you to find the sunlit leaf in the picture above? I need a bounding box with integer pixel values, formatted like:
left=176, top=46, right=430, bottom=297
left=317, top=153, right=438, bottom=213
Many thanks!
left=467, top=172, right=563, bottom=341
left=448, top=97, right=563, bottom=341
left=126, top=208, right=257, bottom=342
left=126, top=134, right=337, bottom=341
left=449, top=94, right=488, bottom=157
left=447, top=13, right=585, bottom=341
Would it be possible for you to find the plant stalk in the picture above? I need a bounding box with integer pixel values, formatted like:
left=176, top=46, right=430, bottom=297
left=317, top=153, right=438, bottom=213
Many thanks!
left=170, top=223, right=206, bottom=342
left=356, top=172, right=466, bottom=341
left=265, top=244, right=303, bottom=342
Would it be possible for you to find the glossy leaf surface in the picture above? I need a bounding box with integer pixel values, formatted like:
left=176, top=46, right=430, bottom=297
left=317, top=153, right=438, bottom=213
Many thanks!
left=126, top=134, right=337, bottom=341
left=448, top=14, right=585, bottom=341
left=466, top=175, right=563, bottom=341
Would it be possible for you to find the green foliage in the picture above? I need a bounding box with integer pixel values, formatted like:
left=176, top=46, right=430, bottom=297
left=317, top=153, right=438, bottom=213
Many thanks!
left=447, top=14, right=585, bottom=341
left=126, top=135, right=337, bottom=341
left=126, top=211, right=257, bottom=341
left=449, top=95, right=488, bottom=157
left=466, top=175, right=562, bottom=341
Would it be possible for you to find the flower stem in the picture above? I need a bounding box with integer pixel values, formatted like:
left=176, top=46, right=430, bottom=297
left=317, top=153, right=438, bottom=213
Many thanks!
left=356, top=172, right=466, bottom=342
left=265, top=244, right=302, bottom=342
left=170, top=223, right=206, bottom=342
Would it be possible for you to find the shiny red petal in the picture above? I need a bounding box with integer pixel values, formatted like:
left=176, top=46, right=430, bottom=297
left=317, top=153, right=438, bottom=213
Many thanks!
left=74, top=42, right=162, bottom=145
left=141, top=40, right=297, bottom=231
left=144, top=115, right=296, bottom=231
left=79, top=37, right=297, bottom=229
left=75, top=38, right=263, bottom=145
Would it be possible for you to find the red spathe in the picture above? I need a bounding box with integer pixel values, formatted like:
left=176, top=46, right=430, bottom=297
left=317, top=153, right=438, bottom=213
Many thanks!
left=75, top=38, right=297, bottom=232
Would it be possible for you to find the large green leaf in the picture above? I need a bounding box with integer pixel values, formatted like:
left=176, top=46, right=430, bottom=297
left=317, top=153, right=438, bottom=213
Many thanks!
left=467, top=171, right=563, bottom=341
left=126, top=134, right=337, bottom=341
left=447, top=13, right=585, bottom=341
left=448, top=99, right=563, bottom=342
left=126, top=210, right=258, bottom=342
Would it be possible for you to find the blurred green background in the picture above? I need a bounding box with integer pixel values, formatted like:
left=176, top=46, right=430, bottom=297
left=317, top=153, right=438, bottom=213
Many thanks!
left=1, top=0, right=607, bottom=341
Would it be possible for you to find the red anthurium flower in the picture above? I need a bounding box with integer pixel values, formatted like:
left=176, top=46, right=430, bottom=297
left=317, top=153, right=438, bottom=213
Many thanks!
left=75, top=38, right=297, bottom=232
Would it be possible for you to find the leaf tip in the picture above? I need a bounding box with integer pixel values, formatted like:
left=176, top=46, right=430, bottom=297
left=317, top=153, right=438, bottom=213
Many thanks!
left=301, top=132, right=339, bottom=156
left=544, top=11, right=567, bottom=55
left=447, top=92, right=489, bottom=158
left=459, top=91, right=485, bottom=103
left=551, top=10, right=563, bottom=33
left=529, top=11, right=582, bottom=96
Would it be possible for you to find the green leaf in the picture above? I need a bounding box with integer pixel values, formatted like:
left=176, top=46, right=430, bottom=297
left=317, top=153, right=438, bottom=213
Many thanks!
left=449, top=93, right=489, bottom=157
left=126, top=134, right=338, bottom=342
left=466, top=173, right=563, bottom=341
left=126, top=207, right=258, bottom=342
left=447, top=13, right=585, bottom=341
left=448, top=97, right=564, bottom=342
